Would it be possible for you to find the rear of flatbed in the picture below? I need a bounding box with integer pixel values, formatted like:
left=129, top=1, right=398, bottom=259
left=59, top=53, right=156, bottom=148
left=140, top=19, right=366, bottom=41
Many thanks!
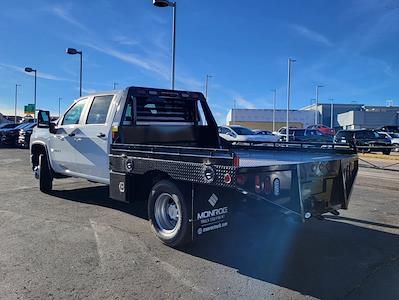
left=109, top=142, right=358, bottom=247
left=107, top=86, right=358, bottom=247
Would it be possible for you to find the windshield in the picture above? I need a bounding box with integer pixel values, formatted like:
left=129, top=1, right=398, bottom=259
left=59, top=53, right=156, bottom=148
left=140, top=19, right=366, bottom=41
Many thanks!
left=231, top=127, right=254, bottom=135
left=306, top=129, right=323, bottom=136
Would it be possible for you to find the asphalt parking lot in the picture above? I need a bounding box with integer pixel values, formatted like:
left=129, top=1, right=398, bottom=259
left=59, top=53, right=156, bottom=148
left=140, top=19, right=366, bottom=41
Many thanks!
left=0, top=149, right=398, bottom=300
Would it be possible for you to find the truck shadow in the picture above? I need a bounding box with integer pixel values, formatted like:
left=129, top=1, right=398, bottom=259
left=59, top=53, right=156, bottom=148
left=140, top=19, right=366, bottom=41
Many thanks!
left=184, top=213, right=399, bottom=299
left=50, top=185, right=148, bottom=220
left=51, top=185, right=399, bottom=299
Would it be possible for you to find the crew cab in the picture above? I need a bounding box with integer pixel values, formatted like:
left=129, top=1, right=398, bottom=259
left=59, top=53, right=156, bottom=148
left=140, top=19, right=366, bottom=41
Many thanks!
left=31, top=87, right=358, bottom=248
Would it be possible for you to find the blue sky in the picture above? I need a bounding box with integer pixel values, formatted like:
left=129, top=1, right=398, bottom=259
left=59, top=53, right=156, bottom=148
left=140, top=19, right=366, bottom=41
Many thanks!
left=0, top=0, right=399, bottom=123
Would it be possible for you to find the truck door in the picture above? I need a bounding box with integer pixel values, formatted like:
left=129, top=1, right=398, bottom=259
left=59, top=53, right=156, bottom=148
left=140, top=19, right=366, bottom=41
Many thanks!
left=72, top=95, right=115, bottom=183
left=49, top=98, right=88, bottom=174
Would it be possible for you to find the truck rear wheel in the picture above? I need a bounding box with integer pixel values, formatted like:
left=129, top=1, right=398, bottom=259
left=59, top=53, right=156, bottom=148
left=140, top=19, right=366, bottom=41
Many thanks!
left=148, top=180, right=190, bottom=248
left=37, top=154, right=53, bottom=193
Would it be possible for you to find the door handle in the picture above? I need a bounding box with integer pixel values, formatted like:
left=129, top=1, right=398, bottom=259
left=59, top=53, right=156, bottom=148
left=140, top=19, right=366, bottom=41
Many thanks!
left=97, top=133, right=106, bottom=138
left=68, top=132, right=76, bottom=137
left=56, top=135, right=65, bottom=141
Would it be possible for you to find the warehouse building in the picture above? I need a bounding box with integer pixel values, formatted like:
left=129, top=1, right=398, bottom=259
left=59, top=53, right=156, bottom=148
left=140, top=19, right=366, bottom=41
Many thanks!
left=338, top=110, right=399, bottom=129
left=300, top=103, right=363, bottom=128
left=300, top=103, right=399, bottom=129
left=225, top=109, right=316, bottom=131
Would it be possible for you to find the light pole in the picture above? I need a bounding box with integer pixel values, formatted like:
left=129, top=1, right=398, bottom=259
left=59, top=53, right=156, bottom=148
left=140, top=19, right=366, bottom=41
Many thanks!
left=113, top=82, right=118, bottom=90
left=271, top=89, right=276, bottom=132
left=315, top=84, right=323, bottom=124
left=58, top=97, right=62, bottom=117
left=24, top=67, right=37, bottom=119
left=286, top=58, right=296, bottom=141
left=153, top=0, right=176, bottom=90
left=14, top=84, right=21, bottom=123
left=66, top=48, right=83, bottom=97
left=205, top=74, right=212, bottom=100
left=330, top=98, right=334, bottom=128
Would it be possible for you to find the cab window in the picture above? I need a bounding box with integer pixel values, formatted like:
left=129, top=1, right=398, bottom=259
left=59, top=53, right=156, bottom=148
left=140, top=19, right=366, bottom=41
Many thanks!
left=62, top=98, right=87, bottom=125
left=86, top=95, right=113, bottom=124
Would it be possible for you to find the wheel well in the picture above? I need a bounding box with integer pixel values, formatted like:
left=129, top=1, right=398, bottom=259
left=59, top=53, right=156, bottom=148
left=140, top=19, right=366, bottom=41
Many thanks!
left=133, top=170, right=189, bottom=202
left=31, top=144, right=47, bottom=169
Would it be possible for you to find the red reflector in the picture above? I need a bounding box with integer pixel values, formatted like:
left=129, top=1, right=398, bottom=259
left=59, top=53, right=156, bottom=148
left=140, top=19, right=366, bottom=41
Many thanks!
left=224, top=173, right=232, bottom=184
left=233, top=155, right=240, bottom=167
left=264, top=176, right=271, bottom=194
left=255, top=175, right=261, bottom=193
left=236, top=175, right=246, bottom=186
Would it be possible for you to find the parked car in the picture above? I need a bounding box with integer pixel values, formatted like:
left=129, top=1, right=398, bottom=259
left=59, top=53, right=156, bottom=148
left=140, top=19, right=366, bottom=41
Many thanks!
left=218, top=125, right=279, bottom=143
left=334, top=129, right=392, bottom=155
left=378, top=125, right=399, bottom=134
left=0, top=123, right=17, bottom=130
left=0, top=123, right=32, bottom=146
left=307, top=124, right=335, bottom=135
left=280, top=128, right=333, bottom=143
left=17, top=123, right=37, bottom=148
left=253, top=129, right=275, bottom=136
left=378, top=131, right=399, bottom=152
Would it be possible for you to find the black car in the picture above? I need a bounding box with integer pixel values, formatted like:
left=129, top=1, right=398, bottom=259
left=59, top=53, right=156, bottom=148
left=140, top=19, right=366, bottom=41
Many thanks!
left=0, top=123, right=18, bottom=130
left=334, top=129, right=392, bottom=155
left=280, top=128, right=333, bottom=143
left=0, top=123, right=32, bottom=147
left=378, top=125, right=399, bottom=134
left=17, top=123, right=36, bottom=148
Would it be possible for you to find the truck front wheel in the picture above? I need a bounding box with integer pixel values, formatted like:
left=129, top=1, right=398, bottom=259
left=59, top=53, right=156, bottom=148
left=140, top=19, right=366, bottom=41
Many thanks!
left=36, top=154, right=53, bottom=193
left=148, top=180, right=190, bottom=248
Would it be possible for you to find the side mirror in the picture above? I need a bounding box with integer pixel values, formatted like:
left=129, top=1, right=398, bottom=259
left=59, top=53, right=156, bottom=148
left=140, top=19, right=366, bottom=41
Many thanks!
left=37, top=110, right=50, bottom=128
left=37, top=110, right=56, bottom=134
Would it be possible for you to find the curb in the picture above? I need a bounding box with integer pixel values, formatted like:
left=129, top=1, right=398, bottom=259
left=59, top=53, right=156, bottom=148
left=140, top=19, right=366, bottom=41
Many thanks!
left=358, top=153, right=399, bottom=161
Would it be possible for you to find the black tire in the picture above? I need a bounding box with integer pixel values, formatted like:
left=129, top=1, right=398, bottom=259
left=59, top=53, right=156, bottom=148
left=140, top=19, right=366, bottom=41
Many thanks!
left=39, top=154, right=53, bottom=193
left=382, top=149, right=391, bottom=155
left=148, top=180, right=190, bottom=248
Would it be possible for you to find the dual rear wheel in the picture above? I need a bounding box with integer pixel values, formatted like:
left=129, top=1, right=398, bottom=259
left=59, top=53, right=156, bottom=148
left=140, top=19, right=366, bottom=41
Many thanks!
left=147, top=180, right=191, bottom=248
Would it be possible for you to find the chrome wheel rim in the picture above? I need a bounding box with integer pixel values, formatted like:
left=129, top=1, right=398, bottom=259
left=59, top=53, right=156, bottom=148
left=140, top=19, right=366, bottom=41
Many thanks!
left=154, top=193, right=181, bottom=236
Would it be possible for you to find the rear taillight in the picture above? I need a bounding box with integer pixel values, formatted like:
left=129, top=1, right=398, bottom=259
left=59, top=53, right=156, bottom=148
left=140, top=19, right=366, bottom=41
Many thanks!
left=264, top=176, right=272, bottom=194
left=224, top=173, right=232, bottom=184
left=236, top=175, right=247, bottom=186
left=255, top=175, right=261, bottom=193
left=233, top=155, right=240, bottom=167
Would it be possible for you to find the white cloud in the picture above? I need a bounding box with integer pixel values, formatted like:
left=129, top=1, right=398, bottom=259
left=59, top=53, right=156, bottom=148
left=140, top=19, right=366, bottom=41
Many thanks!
left=112, top=35, right=139, bottom=46
left=49, top=5, right=88, bottom=31
left=290, top=24, right=333, bottom=47
left=82, top=41, right=168, bottom=79
left=236, top=97, right=257, bottom=109
left=0, top=63, right=72, bottom=81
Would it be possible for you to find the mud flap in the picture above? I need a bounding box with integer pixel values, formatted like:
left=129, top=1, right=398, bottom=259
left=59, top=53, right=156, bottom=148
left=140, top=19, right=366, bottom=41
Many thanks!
left=109, top=171, right=130, bottom=202
left=191, top=184, right=234, bottom=240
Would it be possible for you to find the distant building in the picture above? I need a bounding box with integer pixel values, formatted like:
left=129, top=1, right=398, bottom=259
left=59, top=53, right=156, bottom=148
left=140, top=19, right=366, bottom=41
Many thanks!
left=300, top=103, right=399, bottom=129
left=300, top=103, right=363, bottom=128
left=225, top=109, right=316, bottom=130
left=337, top=110, right=399, bottom=130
